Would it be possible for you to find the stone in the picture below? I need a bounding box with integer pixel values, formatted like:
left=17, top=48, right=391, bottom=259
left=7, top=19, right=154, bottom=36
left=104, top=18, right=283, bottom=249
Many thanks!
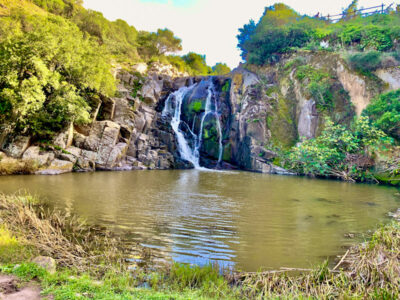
left=113, top=98, right=135, bottom=130
left=271, top=165, right=296, bottom=176
left=32, top=256, right=56, bottom=274
left=58, top=153, right=77, bottom=164
left=53, top=132, right=67, bottom=149
left=95, top=122, right=121, bottom=168
left=104, top=143, right=129, bottom=169
left=81, top=150, right=97, bottom=162
left=22, top=146, right=55, bottom=167
left=140, top=75, right=163, bottom=104
left=132, top=63, right=148, bottom=74
left=36, top=159, right=73, bottom=175
left=3, top=136, right=31, bottom=158
left=298, top=99, right=318, bottom=140
left=77, top=150, right=97, bottom=171
left=65, top=146, right=82, bottom=158
left=73, top=132, right=86, bottom=149
left=375, top=67, right=400, bottom=91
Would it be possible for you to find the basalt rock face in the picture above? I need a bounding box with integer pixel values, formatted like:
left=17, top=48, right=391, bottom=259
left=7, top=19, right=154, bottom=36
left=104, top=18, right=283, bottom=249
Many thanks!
left=162, top=52, right=399, bottom=173
left=2, top=52, right=399, bottom=175
left=0, top=72, right=187, bottom=173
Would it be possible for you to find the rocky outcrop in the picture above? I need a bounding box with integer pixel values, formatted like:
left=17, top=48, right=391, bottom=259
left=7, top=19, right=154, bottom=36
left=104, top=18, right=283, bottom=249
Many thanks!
left=375, top=67, right=400, bottom=91
left=2, top=51, right=399, bottom=175
left=337, top=62, right=372, bottom=116
left=3, top=136, right=31, bottom=158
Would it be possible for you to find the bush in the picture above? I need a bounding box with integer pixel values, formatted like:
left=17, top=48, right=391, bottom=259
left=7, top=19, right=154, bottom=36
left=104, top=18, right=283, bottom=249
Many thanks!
left=238, top=3, right=400, bottom=65
left=285, top=116, right=387, bottom=181
left=346, top=51, right=382, bottom=73
left=363, top=89, right=400, bottom=140
left=296, top=65, right=333, bottom=110
left=0, top=13, right=115, bottom=138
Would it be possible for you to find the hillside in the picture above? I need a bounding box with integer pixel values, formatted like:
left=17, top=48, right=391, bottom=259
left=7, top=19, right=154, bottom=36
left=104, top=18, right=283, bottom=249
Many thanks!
left=0, top=0, right=230, bottom=145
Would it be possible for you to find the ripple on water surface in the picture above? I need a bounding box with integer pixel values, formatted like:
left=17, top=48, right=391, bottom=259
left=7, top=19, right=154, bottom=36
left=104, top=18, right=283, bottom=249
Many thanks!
left=0, top=170, right=398, bottom=271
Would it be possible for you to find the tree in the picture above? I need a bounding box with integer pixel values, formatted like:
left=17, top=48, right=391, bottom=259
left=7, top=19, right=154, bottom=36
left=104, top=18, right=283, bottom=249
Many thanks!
left=363, top=90, right=400, bottom=140
left=237, top=19, right=256, bottom=60
left=0, top=14, right=115, bottom=138
left=211, top=63, right=231, bottom=75
left=285, top=117, right=387, bottom=181
left=155, top=28, right=182, bottom=55
left=182, top=52, right=211, bottom=75
left=342, top=0, right=359, bottom=20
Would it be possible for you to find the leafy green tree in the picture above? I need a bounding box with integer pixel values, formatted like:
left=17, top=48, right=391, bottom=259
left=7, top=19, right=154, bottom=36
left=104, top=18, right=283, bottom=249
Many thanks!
left=137, top=31, right=159, bottom=59
left=211, top=63, right=231, bottom=75
left=155, top=28, right=182, bottom=55
left=342, top=0, right=359, bottom=20
left=363, top=90, right=400, bottom=140
left=182, top=52, right=212, bottom=75
left=0, top=14, right=115, bottom=138
left=237, top=19, right=256, bottom=61
left=285, top=117, right=387, bottom=181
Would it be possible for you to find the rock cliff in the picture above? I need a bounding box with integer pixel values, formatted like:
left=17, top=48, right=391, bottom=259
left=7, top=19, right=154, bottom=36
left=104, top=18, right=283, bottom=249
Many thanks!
left=1, top=51, right=399, bottom=175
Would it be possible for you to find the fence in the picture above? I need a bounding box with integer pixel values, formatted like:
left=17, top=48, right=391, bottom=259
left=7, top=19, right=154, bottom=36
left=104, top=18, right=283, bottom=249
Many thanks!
left=320, top=2, right=395, bottom=22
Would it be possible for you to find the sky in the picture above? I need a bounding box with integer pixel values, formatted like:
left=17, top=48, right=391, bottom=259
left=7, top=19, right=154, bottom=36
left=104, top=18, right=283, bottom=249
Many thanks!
left=83, top=0, right=397, bottom=68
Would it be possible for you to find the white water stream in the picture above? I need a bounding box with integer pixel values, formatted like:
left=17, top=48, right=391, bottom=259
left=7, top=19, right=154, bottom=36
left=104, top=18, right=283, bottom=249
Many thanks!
left=162, top=80, right=223, bottom=169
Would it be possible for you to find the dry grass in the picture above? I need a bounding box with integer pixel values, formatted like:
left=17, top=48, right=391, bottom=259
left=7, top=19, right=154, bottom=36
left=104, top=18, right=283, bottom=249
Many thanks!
left=232, top=222, right=400, bottom=299
left=0, top=193, right=124, bottom=274
left=0, top=155, right=38, bottom=175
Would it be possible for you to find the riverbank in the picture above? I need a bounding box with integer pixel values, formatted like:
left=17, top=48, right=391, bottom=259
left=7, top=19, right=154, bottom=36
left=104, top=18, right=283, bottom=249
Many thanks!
left=0, top=193, right=399, bottom=299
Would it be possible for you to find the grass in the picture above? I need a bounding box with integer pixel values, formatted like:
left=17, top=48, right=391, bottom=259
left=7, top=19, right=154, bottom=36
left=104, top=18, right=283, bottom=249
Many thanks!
left=0, top=154, right=38, bottom=175
left=0, top=193, right=399, bottom=299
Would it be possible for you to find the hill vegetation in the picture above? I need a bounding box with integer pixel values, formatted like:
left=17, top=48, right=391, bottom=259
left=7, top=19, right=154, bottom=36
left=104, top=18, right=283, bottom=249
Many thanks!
left=238, top=1, right=400, bottom=183
left=237, top=1, right=400, bottom=65
left=0, top=0, right=230, bottom=141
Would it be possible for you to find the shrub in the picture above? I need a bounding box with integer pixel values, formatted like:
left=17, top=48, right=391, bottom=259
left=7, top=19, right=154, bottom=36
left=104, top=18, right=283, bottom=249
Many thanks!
left=346, top=51, right=382, bottom=73
left=363, top=89, right=400, bottom=140
left=285, top=116, right=387, bottom=181
left=296, top=65, right=333, bottom=110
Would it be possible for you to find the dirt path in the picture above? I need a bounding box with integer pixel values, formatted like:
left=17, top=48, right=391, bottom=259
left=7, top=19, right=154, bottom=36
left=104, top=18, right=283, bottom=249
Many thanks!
left=0, top=275, right=43, bottom=300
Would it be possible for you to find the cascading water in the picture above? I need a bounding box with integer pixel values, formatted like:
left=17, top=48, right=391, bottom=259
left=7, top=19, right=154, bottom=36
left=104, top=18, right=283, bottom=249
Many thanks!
left=162, top=79, right=224, bottom=169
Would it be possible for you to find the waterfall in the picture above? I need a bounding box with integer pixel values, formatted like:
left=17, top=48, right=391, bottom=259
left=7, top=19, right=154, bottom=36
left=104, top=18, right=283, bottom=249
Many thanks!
left=162, top=79, right=224, bottom=169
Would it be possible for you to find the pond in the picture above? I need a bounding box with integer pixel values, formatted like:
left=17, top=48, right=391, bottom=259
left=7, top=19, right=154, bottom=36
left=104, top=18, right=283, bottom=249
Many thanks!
left=0, top=170, right=398, bottom=272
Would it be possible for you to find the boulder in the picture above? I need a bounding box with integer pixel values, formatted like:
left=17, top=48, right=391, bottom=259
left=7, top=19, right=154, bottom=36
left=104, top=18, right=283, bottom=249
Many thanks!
left=22, top=146, right=54, bottom=167
left=132, top=63, right=148, bottom=74
left=95, top=122, right=121, bottom=168
left=113, top=97, right=135, bottom=130
left=32, top=256, right=56, bottom=274
left=65, top=146, right=82, bottom=158
left=77, top=150, right=97, bottom=170
left=104, top=143, right=129, bottom=169
left=140, top=75, right=163, bottom=104
left=3, top=136, right=31, bottom=158
left=52, top=122, right=74, bottom=149
left=36, top=159, right=73, bottom=175
left=73, top=132, right=87, bottom=149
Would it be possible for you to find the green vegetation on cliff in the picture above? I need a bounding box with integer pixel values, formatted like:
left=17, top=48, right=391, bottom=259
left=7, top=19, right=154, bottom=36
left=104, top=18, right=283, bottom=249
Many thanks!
left=238, top=2, right=400, bottom=65
left=364, top=89, right=400, bottom=140
left=0, top=0, right=231, bottom=141
left=285, top=116, right=389, bottom=181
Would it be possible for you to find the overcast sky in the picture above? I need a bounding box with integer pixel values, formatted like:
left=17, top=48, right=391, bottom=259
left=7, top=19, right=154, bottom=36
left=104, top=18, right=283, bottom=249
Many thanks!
left=83, top=0, right=396, bottom=68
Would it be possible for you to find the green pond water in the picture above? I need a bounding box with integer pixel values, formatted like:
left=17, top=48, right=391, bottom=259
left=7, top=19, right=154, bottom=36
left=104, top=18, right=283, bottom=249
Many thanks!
left=0, top=170, right=399, bottom=272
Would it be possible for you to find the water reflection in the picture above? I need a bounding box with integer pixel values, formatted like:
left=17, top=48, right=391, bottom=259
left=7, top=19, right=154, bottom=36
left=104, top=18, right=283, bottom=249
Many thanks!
left=0, top=170, right=398, bottom=271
